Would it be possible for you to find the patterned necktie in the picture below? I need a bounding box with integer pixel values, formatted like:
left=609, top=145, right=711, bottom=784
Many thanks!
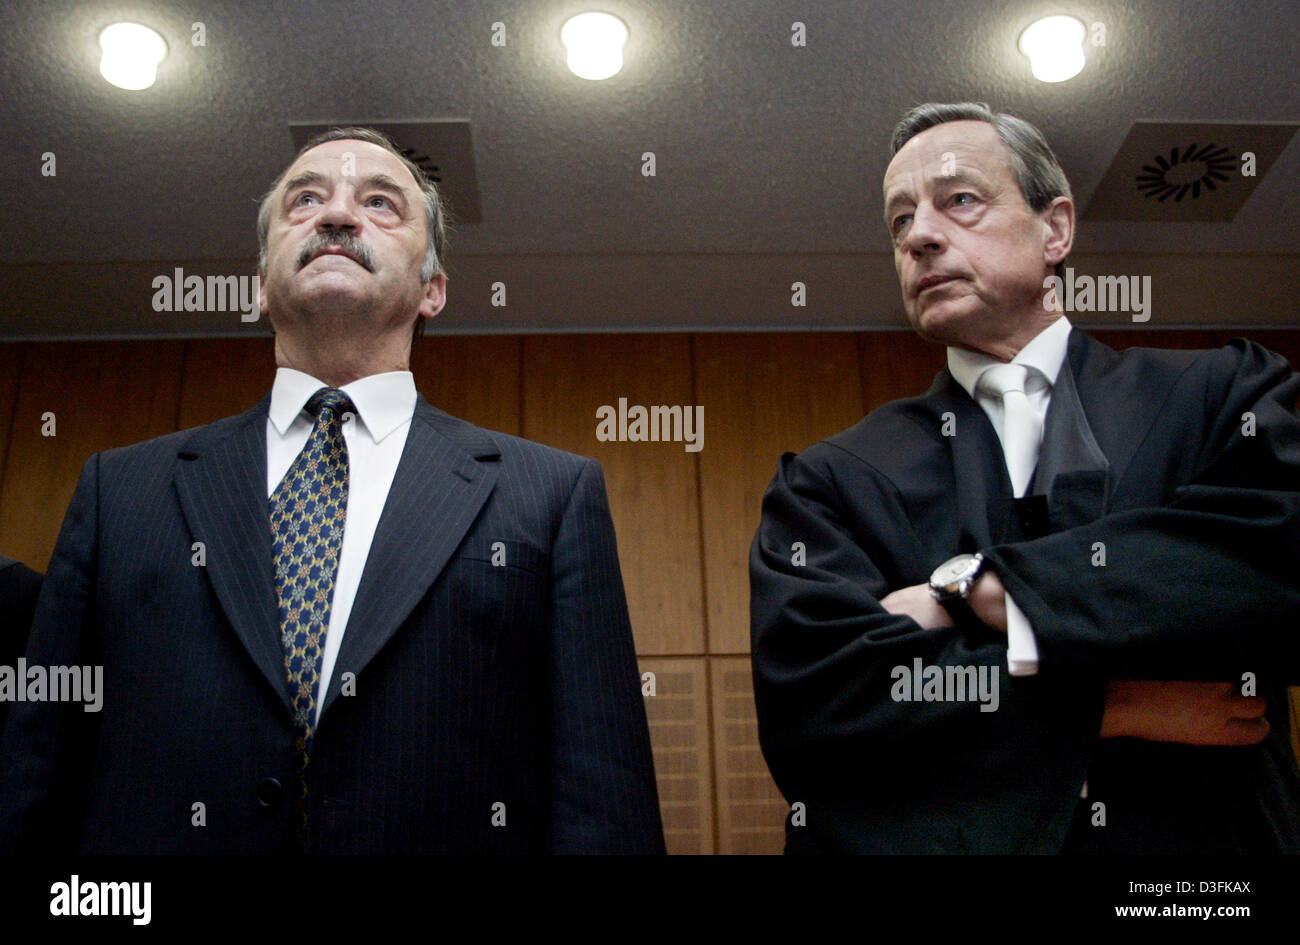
left=269, top=387, right=353, bottom=822
left=978, top=363, right=1043, bottom=498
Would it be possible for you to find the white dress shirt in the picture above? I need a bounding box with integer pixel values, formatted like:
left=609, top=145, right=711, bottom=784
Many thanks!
left=946, top=316, right=1074, bottom=676
left=267, top=368, right=417, bottom=722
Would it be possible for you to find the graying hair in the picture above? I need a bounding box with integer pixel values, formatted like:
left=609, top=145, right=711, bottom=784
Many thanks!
left=890, top=102, right=1073, bottom=210
left=256, top=126, right=448, bottom=283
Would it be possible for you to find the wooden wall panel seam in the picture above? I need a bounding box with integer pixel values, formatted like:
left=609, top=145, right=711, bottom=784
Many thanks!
left=702, top=655, right=723, bottom=856
left=688, top=334, right=714, bottom=656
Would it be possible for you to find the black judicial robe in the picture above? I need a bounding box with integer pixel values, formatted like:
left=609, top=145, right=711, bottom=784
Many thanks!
left=750, top=329, right=1300, bottom=853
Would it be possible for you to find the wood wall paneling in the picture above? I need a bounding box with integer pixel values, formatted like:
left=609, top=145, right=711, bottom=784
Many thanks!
left=521, top=335, right=704, bottom=657
left=410, top=335, right=522, bottom=435
left=0, top=342, right=184, bottom=571
left=694, top=333, right=865, bottom=654
left=177, top=339, right=276, bottom=428
left=857, top=331, right=946, bottom=412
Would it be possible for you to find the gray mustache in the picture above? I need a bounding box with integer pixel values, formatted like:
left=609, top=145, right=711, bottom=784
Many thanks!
left=297, top=232, right=374, bottom=272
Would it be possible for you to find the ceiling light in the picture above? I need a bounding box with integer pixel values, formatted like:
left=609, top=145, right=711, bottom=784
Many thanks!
left=98, top=22, right=168, bottom=90
left=1018, top=16, right=1086, bottom=83
left=560, top=12, right=628, bottom=80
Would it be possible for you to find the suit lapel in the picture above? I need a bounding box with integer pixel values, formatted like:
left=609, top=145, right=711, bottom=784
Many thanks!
left=318, top=397, right=501, bottom=717
left=174, top=397, right=291, bottom=713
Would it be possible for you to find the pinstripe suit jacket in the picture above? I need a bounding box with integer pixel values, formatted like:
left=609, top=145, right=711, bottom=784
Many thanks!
left=0, top=555, right=42, bottom=736
left=0, top=395, right=664, bottom=853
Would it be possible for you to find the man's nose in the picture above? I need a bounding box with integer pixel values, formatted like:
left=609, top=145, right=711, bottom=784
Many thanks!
left=317, top=189, right=360, bottom=230
left=903, top=202, right=947, bottom=256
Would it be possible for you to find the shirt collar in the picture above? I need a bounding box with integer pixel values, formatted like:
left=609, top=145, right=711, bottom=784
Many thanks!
left=946, top=315, right=1073, bottom=400
left=268, top=368, right=417, bottom=444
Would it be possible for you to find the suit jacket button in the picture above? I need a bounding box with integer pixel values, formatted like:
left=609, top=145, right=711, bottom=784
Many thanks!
left=256, top=777, right=284, bottom=809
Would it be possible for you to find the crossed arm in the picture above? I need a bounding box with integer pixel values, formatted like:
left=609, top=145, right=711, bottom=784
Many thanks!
left=879, top=575, right=1272, bottom=747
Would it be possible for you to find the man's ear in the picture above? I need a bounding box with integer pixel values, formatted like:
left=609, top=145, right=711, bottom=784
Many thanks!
left=419, top=273, right=448, bottom=323
left=1043, top=196, right=1075, bottom=267
left=258, top=270, right=269, bottom=320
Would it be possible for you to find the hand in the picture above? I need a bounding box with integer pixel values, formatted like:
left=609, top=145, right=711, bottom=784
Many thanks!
left=879, top=583, right=952, bottom=629
left=1100, top=680, right=1269, bottom=746
left=880, top=570, right=1008, bottom=632
left=967, top=570, right=1007, bottom=632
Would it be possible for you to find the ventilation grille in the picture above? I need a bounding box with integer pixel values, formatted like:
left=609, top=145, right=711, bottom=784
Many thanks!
left=711, top=657, right=788, bottom=854
left=1135, top=143, right=1236, bottom=203
left=1083, top=121, right=1298, bottom=222
left=640, top=657, right=714, bottom=853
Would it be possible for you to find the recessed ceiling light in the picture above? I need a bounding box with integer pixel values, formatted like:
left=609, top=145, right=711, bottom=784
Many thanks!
left=1018, top=16, right=1086, bottom=83
left=98, top=22, right=168, bottom=91
left=560, top=12, right=628, bottom=80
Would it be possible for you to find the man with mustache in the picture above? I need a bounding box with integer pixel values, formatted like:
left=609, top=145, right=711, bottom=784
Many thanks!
left=0, top=128, right=664, bottom=854
left=751, top=102, right=1300, bottom=853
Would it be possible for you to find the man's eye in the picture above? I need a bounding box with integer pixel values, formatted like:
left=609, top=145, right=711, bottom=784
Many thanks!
left=293, top=192, right=319, bottom=206
left=891, top=214, right=912, bottom=234
left=952, top=193, right=976, bottom=206
left=366, top=195, right=394, bottom=209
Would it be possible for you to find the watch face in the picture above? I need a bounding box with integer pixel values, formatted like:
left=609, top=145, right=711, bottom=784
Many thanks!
left=934, top=554, right=980, bottom=586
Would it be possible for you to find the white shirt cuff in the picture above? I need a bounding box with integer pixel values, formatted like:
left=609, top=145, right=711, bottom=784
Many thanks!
left=1005, top=591, right=1039, bottom=676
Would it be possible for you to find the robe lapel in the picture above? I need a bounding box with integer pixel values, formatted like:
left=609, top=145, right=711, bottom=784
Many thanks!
left=1066, top=329, right=1155, bottom=496
left=317, top=398, right=500, bottom=717
left=1032, top=352, right=1110, bottom=530
left=938, top=331, right=1127, bottom=547
left=930, top=374, right=1017, bottom=549
left=174, top=397, right=291, bottom=713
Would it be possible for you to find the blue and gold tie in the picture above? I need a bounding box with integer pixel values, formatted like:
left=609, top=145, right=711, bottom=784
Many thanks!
left=269, top=387, right=353, bottom=822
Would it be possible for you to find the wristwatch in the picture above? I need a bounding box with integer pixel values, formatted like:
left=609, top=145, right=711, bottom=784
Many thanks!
left=929, top=553, right=985, bottom=623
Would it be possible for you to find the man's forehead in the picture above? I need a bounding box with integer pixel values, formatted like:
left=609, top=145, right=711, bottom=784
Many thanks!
left=283, top=139, right=419, bottom=189
left=883, top=121, right=1010, bottom=192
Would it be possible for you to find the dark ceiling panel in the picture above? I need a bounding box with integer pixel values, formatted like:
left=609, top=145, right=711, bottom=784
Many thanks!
left=1, top=0, right=1297, bottom=335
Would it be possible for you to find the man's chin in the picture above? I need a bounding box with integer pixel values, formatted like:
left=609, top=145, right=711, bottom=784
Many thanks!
left=911, top=303, right=979, bottom=347
left=289, top=281, right=376, bottom=317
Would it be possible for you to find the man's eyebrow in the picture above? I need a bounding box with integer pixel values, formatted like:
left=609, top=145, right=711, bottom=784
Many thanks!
left=883, top=186, right=914, bottom=223
left=281, top=171, right=326, bottom=197
left=933, top=168, right=988, bottom=190
left=883, top=168, right=991, bottom=221
left=356, top=173, right=408, bottom=195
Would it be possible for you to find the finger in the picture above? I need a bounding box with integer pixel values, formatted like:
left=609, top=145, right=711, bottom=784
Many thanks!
left=1224, top=694, right=1268, bottom=719
left=1220, top=716, right=1270, bottom=746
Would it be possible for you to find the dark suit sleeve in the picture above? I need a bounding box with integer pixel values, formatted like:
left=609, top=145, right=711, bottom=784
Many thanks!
left=0, top=557, right=42, bottom=673
left=0, top=556, right=43, bottom=738
left=545, top=459, right=665, bottom=853
left=984, top=341, right=1300, bottom=679
left=0, top=456, right=103, bottom=853
left=750, top=447, right=1098, bottom=850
